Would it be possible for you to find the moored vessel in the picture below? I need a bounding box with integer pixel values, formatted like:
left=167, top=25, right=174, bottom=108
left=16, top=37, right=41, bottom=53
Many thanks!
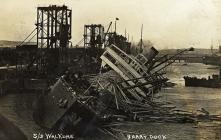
left=184, top=69, right=221, bottom=88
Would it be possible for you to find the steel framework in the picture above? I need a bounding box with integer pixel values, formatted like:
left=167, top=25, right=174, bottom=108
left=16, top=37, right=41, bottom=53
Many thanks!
left=36, top=5, right=72, bottom=74
left=84, top=24, right=104, bottom=48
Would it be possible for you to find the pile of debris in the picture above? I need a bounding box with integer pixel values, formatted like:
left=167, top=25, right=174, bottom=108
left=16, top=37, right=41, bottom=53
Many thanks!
left=33, top=45, right=221, bottom=139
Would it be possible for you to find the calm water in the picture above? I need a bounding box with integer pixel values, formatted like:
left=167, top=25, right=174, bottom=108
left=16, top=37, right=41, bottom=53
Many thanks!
left=0, top=63, right=221, bottom=140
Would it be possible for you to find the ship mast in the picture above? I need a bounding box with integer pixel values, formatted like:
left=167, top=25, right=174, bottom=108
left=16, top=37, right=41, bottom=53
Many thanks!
left=140, top=24, right=143, bottom=53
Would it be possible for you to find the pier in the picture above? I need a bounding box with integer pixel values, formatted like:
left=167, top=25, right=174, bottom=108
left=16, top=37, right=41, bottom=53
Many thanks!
left=156, top=53, right=203, bottom=63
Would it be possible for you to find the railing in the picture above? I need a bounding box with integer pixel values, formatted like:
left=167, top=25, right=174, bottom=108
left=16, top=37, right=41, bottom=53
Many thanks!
left=108, top=45, right=148, bottom=76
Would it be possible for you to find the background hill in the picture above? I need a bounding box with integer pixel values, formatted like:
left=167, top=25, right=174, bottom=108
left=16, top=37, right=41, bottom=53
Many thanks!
left=0, top=40, right=22, bottom=48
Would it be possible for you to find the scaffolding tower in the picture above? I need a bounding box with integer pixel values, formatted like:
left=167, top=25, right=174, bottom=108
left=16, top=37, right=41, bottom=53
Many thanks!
left=84, top=24, right=104, bottom=48
left=36, top=5, right=72, bottom=74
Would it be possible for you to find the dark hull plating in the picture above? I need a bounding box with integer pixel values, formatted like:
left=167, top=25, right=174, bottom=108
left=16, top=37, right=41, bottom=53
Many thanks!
left=184, top=76, right=221, bottom=88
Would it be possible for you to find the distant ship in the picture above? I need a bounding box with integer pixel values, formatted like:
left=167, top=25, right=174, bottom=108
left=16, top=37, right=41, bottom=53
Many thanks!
left=202, top=45, right=221, bottom=66
left=202, top=54, right=221, bottom=66
left=183, top=69, right=221, bottom=88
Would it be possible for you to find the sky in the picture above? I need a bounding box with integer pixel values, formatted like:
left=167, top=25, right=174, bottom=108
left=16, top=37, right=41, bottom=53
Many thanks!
left=0, top=0, right=221, bottom=49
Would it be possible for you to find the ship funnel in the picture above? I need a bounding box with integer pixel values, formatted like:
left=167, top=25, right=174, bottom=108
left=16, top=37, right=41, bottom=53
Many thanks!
left=189, top=47, right=194, bottom=51
left=144, top=47, right=159, bottom=64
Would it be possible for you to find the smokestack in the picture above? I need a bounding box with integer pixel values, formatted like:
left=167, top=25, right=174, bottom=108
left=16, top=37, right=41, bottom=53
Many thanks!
left=145, top=47, right=159, bottom=63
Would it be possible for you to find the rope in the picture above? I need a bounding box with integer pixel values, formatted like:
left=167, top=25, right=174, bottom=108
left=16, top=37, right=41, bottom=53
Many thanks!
left=76, top=38, right=84, bottom=46
left=17, top=28, right=37, bottom=47
left=22, top=32, right=37, bottom=46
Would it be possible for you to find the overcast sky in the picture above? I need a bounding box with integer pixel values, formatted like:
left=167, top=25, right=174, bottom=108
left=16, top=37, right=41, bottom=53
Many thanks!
left=0, top=0, right=221, bottom=49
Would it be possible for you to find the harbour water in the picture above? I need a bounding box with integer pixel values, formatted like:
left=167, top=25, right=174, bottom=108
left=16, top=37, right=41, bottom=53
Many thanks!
left=0, top=63, right=221, bottom=140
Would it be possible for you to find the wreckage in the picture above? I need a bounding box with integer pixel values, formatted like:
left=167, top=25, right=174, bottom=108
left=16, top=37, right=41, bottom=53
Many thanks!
left=2, top=4, right=216, bottom=139
left=33, top=43, right=215, bottom=139
left=0, top=4, right=220, bottom=140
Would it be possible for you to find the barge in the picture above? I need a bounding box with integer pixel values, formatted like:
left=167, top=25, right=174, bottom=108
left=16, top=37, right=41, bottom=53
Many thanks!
left=184, top=69, right=221, bottom=88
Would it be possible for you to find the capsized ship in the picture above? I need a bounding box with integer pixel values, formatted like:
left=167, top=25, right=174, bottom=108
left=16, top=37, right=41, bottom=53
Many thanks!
left=34, top=44, right=194, bottom=135
left=30, top=4, right=195, bottom=137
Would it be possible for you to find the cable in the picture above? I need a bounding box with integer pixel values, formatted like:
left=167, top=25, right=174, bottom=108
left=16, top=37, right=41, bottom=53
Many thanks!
left=76, top=38, right=84, bottom=46
left=23, top=32, right=37, bottom=45
left=17, top=28, right=37, bottom=47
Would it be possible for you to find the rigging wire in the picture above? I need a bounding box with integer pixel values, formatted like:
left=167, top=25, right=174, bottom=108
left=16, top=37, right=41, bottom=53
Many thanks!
left=17, top=28, right=37, bottom=47
left=76, top=38, right=84, bottom=46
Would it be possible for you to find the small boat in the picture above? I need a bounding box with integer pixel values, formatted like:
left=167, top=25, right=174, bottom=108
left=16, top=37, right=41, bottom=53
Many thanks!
left=183, top=69, right=221, bottom=88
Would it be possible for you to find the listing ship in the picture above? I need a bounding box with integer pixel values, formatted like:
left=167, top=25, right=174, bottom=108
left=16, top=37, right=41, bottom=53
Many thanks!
left=35, top=43, right=193, bottom=135
left=1, top=4, right=212, bottom=139
left=183, top=69, right=221, bottom=88
left=27, top=7, right=194, bottom=133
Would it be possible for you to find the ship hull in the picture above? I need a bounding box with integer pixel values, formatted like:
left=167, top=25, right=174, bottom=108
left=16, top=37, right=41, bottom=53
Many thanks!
left=184, top=76, right=221, bottom=88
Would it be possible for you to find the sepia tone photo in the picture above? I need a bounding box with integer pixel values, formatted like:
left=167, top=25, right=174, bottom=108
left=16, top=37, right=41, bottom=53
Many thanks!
left=0, top=0, right=221, bottom=140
